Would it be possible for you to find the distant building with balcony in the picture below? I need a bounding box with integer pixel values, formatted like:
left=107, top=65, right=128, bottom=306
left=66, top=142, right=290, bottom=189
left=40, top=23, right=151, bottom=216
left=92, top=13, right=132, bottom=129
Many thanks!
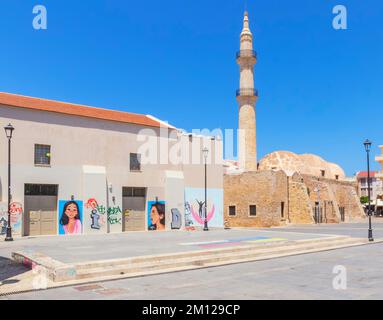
left=375, top=146, right=383, bottom=215
left=356, top=171, right=383, bottom=201
left=376, top=146, right=383, bottom=180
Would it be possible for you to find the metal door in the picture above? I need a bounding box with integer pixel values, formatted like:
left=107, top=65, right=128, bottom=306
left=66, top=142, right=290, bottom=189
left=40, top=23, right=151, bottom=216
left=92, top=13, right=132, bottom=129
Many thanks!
left=24, top=184, right=58, bottom=236
left=313, top=205, right=323, bottom=224
left=339, top=207, right=346, bottom=222
left=122, top=187, right=146, bottom=232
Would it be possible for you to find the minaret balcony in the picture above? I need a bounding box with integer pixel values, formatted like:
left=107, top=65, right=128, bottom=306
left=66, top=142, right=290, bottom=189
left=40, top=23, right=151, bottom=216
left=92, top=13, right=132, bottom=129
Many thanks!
left=236, top=88, right=258, bottom=97
left=236, top=50, right=257, bottom=59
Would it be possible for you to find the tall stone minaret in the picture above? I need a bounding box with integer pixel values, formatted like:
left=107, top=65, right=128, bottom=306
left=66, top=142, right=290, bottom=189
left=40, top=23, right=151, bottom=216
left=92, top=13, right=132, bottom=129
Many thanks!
left=236, top=11, right=258, bottom=171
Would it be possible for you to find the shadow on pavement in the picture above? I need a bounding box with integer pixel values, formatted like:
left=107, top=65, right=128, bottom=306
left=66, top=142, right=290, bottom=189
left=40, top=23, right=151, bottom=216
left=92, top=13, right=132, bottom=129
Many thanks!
left=0, top=256, right=28, bottom=285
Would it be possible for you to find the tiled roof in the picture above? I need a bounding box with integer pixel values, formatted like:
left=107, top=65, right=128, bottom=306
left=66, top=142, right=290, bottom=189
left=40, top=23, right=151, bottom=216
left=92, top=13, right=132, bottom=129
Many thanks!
left=357, top=171, right=377, bottom=178
left=0, top=92, right=163, bottom=128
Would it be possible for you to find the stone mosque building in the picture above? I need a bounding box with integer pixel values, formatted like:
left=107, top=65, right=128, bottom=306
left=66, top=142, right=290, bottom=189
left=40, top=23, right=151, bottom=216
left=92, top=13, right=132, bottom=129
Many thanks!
left=224, top=12, right=365, bottom=227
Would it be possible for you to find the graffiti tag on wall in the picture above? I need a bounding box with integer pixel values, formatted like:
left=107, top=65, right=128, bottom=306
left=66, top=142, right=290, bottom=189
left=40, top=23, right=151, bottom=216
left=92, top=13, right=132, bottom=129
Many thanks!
left=171, top=208, right=182, bottom=230
left=85, top=198, right=107, bottom=230
left=0, top=218, right=6, bottom=234
left=107, top=206, right=122, bottom=225
left=184, top=202, right=195, bottom=230
left=0, top=202, right=23, bottom=235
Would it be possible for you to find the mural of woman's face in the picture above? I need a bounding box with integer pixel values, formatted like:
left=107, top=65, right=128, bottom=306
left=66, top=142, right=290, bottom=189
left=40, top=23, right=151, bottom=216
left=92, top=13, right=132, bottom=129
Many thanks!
left=150, top=206, right=160, bottom=225
left=150, top=205, right=164, bottom=226
left=65, top=203, right=78, bottom=220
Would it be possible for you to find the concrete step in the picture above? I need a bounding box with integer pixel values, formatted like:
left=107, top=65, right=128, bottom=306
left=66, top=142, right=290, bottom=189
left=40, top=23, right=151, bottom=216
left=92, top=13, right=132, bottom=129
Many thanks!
left=74, top=236, right=350, bottom=271
left=74, top=237, right=366, bottom=280
left=74, top=236, right=355, bottom=273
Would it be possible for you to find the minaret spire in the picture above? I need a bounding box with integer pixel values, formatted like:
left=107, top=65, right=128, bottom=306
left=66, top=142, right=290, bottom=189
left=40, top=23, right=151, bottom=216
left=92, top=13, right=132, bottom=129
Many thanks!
left=240, top=11, right=253, bottom=50
left=236, top=11, right=258, bottom=171
left=242, top=11, right=251, bottom=34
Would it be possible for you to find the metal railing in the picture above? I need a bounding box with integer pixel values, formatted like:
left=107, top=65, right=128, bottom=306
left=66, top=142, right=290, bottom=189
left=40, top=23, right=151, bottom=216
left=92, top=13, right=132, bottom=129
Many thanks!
left=236, top=50, right=257, bottom=59
left=236, top=88, right=259, bottom=97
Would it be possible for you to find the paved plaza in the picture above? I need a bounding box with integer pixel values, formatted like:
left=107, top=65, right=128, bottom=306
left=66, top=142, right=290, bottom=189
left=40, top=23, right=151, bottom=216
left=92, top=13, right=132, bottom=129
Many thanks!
left=0, top=220, right=382, bottom=300
left=3, top=241, right=383, bottom=300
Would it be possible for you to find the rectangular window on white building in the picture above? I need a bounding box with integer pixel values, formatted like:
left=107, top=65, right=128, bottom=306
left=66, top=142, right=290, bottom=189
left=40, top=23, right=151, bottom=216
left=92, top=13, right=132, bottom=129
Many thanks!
left=34, top=144, right=51, bottom=166
left=130, top=153, right=141, bottom=172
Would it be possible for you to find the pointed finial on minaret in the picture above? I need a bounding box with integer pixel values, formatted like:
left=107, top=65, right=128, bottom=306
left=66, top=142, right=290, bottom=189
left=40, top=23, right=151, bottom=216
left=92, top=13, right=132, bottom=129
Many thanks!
left=241, top=10, right=252, bottom=36
left=240, top=10, right=253, bottom=50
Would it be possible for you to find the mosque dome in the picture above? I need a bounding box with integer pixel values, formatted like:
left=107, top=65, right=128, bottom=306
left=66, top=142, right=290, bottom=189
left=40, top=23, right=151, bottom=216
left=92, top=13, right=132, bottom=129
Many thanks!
left=258, top=151, right=346, bottom=179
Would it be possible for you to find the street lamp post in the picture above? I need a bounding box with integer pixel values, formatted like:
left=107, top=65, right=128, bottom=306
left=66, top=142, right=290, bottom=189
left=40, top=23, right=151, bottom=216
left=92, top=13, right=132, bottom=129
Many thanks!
left=4, top=124, right=14, bottom=242
left=364, top=139, right=374, bottom=242
left=202, top=147, right=209, bottom=231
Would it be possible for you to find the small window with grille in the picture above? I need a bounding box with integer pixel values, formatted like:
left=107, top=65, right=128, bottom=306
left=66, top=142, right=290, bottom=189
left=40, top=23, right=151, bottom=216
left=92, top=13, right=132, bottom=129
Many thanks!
left=130, top=153, right=141, bottom=171
left=123, top=187, right=146, bottom=198
left=34, top=144, right=51, bottom=166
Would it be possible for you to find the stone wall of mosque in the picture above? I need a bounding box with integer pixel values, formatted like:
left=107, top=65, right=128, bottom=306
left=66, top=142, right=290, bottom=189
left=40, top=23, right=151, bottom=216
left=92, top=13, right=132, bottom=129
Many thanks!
left=224, top=170, right=365, bottom=228
left=224, top=170, right=288, bottom=228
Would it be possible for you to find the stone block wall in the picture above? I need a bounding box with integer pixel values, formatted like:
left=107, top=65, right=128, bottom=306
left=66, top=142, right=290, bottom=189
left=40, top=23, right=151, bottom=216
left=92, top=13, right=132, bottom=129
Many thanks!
left=331, top=182, right=365, bottom=221
left=224, top=170, right=288, bottom=228
left=224, top=170, right=365, bottom=228
left=293, top=173, right=365, bottom=223
left=294, top=174, right=341, bottom=223
left=288, top=180, right=314, bottom=224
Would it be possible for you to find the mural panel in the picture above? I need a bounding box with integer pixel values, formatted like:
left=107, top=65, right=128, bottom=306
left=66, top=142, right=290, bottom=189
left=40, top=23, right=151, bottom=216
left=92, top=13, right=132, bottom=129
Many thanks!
left=171, top=208, right=182, bottom=229
left=58, top=200, right=83, bottom=235
left=147, top=200, right=166, bottom=231
left=84, top=198, right=107, bottom=231
left=184, top=188, right=224, bottom=228
left=0, top=202, right=22, bottom=236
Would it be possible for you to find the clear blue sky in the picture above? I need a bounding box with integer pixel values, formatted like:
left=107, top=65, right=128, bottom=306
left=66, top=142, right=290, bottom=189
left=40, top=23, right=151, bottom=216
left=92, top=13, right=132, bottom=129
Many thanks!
left=1, top=0, right=382, bottom=175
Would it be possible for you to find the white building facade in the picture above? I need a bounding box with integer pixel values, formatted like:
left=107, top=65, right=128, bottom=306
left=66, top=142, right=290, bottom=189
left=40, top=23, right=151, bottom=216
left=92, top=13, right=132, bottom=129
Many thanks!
left=0, top=92, right=224, bottom=237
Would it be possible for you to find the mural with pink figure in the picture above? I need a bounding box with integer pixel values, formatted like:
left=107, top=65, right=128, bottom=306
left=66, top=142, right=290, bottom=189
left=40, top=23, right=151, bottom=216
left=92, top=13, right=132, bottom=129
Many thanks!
left=184, top=188, right=223, bottom=228
left=0, top=202, right=22, bottom=235
left=85, top=198, right=107, bottom=231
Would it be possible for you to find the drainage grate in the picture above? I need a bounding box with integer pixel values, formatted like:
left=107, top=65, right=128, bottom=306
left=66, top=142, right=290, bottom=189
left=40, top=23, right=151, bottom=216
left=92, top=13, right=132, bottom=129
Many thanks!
left=73, top=284, right=104, bottom=292
left=96, top=288, right=127, bottom=296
